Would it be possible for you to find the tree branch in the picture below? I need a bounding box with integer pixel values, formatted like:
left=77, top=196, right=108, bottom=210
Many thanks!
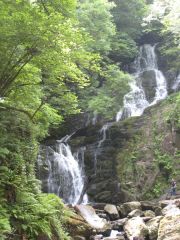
left=0, top=103, right=34, bottom=122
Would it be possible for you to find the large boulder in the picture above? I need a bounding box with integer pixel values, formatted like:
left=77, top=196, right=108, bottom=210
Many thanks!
left=75, top=205, right=111, bottom=234
left=119, top=202, right=142, bottom=217
left=157, top=200, right=180, bottom=240
left=66, top=211, right=93, bottom=239
left=157, top=214, right=180, bottom=240
left=146, top=216, right=163, bottom=240
left=161, top=203, right=180, bottom=216
left=124, top=217, right=148, bottom=239
left=104, top=204, right=119, bottom=220
left=140, top=201, right=159, bottom=211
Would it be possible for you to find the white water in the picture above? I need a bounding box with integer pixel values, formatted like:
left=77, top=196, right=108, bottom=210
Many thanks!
left=38, top=136, right=87, bottom=205
left=172, top=73, right=180, bottom=92
left=116, top=44, right=167, bottom=120
left=94, top=123, right=112, bottom=173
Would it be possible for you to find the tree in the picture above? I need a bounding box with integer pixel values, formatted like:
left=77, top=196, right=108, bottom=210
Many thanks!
left=88, top=65, right=131, bottom=119
left=111, top=0, right=148, bottom=40
left=0, top=0, right=99, bottom=126
left=77, top=0, right=116, bottom=53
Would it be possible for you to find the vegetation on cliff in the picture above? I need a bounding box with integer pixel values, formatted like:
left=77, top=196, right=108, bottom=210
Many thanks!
left=0, top=0, right=179, bottom=239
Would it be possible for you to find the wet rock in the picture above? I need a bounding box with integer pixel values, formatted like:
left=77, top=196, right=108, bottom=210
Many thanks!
left=140, top=70, right=157, bottom=102
left=146, top=216, right=163, bottom=240
left=66, top=211, right=93, bottom=239
left=104, top=204, right=119, bottom=220
left=143, top=210, right=155, bottom=218
left=119, top=201, right=142, bottom=217
left=111, top=218, right=128, bottom=231
left=124, top=216, right=148, bottom=240
left=75, top=205, right=111, bottom=234
left=128, top=209, right=144, bottom=218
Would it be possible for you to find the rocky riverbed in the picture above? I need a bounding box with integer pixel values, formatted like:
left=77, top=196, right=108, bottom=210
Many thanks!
left=67, top=196, right=180, bottom=240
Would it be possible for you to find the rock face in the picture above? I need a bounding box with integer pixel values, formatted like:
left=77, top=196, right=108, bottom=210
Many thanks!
left=140, top=70, right=157, bottom=102
left=38, top=93, right=180, bottom=204
left=67, top=94, right=180, bottom=203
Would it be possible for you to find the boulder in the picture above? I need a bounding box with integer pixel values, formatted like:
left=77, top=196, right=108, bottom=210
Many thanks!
left=111, top=218, right=128, bottom=231
left=104, top=204, right=119, bottom=220
left=75, top=205, right=111, bottom=234
left=146, top=216, right=163, bottom=240
left=124, top=217, right=149, bottom=240
left=157, top=214, right=180, bottom=240
left=140, top=70, right=157, bottom=102
left=128, top=209, right=144, bottom=218
left=143, top=210, right=155, bottom=218
left=66, top=211, right=93, bottom=239
left=159, top=199, right=178, bottom=209
left=140, top=201, right=159, bottom=211
left=161, top=203, right=180, bottom=216
left=119, top=201, right=142, bottom=217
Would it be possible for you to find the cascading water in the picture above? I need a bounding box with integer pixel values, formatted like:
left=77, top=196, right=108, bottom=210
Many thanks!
left=116, top=44, right=168, bottom=120
left=93, top=123, right=112, bottom=173
left=172, top=73, right=180, bottom=92
left=37, top=136, right=87, bottom=205
left=37, top=44, right=172, bottom=206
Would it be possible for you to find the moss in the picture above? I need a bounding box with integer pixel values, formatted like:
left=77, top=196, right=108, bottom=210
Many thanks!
left=115, top=93, right=180, bottom=200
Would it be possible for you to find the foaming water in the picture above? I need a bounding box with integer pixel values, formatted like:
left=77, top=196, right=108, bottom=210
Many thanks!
left=116, top=44, right=167, bottom=120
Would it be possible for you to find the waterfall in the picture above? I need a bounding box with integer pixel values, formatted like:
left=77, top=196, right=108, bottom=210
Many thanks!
left=94, top=123, right=112, bottom=173
left=37, top=136, right=87, bottom=205
left=172, top=73, right=180, bottom=92
left=116, top=44, right=167, bottom=120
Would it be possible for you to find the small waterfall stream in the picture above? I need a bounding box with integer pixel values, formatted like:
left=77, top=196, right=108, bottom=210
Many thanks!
left=37, top=136, right=87, bottom=205
left=116, top=44, right=167, bottom=120
left=93, top=123, right=112, bottom=173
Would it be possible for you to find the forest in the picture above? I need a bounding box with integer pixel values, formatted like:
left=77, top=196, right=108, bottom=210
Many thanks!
left=0, top=0, right=179, bottom=239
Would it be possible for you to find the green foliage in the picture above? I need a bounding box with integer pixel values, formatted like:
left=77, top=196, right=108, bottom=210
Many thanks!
left=111, top=0, right=148, bottom=39
left=166, top=93, right=180, bottom=130
left=77, top=0, right=116, bottom=53
left=87, top=65, right=131, bottom=119
left=0, top=108, right=72, bottom=239
left=10, top=193, right=71, bottom=240
left=0, top=0, right=100, bottom=126
left=109, top=32, right=138, bottom=64
left=143, top=0, right=180, bottom=71
left=152, top=182, right=163, bottom=198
